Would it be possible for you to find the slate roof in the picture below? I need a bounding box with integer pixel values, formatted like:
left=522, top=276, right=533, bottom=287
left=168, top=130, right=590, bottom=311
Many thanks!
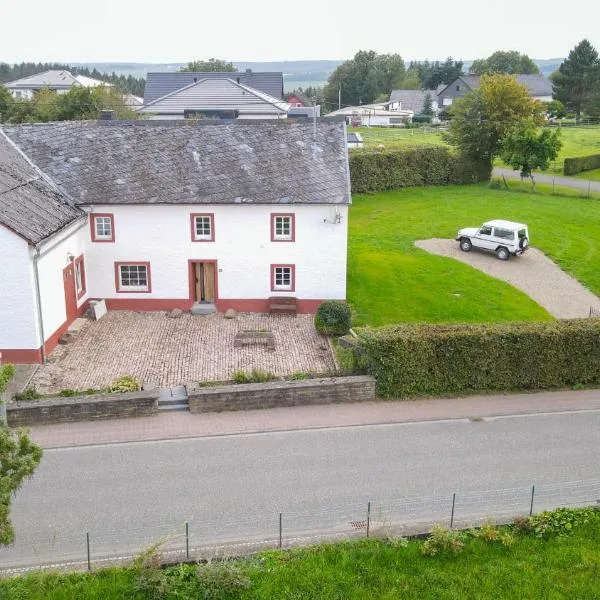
left=3, top=120, right=351, bottom=206
left=389, top=89, right=437, bottom=112
left=138, top=78, right=290, bottom=115
left=440, top=75, right=552, bottom=97
left=0, top=131, right=84, bottom=244
left=4, top=70, right=107, bottom=90
left=144, top=71, right=284, bottom=104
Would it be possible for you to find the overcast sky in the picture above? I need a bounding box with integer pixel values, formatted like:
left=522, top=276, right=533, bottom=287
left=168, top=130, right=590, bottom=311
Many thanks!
left=3, top=0, right=599, bottom=63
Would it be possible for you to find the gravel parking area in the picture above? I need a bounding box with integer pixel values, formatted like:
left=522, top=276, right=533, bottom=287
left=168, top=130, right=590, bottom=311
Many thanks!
left=30, top=312, right=335, bottom=394
left=415, top=239, right=600, bottom=319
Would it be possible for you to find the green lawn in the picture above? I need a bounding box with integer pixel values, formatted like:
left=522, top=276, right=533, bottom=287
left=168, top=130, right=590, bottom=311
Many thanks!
left=348, top=184, right=600, bottom=326
left=2, top=514, right=600, bottom=599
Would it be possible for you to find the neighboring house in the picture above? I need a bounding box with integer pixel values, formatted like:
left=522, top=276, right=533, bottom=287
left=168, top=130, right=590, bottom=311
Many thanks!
left=287, top=94, right=305, bottom=107
left=0, top=120, right=350, bottom=363
left=327, top=103, right=413, bottom=126
left=437, top=75, right=553, bottom=106
left=123, top=94, right=144, bottom=107
left=389, top=90, right=440, bottom=115
left=346, top=132, right=363, bottom=149
left=289, top=105, right=321, bottom=119
left=3, top=70, right=109, bottom=100
left=137, top=77, right=290, bottom=120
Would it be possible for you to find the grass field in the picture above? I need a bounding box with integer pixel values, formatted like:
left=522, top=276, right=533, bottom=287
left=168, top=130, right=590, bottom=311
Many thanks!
left=347, top=184, right=600, bottom=326
left=2, top=513, right=599, bottom=599
left=350, top=125, right=600, bottom=177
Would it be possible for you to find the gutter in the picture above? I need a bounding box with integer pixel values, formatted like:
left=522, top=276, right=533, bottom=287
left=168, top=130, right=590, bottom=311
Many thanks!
left=32, top=248, right=47, bottom=364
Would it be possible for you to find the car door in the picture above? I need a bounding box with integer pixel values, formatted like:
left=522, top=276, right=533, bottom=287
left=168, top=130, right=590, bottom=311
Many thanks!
left=474, top=225, right=495, bottom=250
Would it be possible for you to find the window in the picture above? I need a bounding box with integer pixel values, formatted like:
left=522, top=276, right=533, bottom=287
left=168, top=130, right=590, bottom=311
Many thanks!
left=271, top=213, right=295, bottom=242
left=271, top=264, right=295, bottom=292
left=494, top=228, right=515, bottom=240
left=74, top=255, right=86, bottom=299
left=479, top=226, right=492, bottom=236
left=115, top=262, right=151, bottom=293
left=15, top=91, right=22, bottom=99
left=91, top=213, right=115, bottom=242
left=190, top=213, right=215, bottom=242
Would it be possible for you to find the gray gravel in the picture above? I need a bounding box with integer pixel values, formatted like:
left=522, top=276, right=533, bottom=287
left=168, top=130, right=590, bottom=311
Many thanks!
left=415, top=239, right=600, bottom=319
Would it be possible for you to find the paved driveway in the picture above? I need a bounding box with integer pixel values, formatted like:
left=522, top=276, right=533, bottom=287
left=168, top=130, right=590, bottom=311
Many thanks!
left=30, top=311, right=335, bottom=394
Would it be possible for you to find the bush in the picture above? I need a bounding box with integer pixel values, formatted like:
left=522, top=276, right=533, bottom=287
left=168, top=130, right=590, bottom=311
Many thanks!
left=355, top=319, right=600, bottom=398
left=232, top=369, right=277, bottom=384
left=314, top=301, right=352, bottom=336
left=195, top=561, right=252, bottom=599
left=563, top=153, right=600, bottom=175
left=412, top=114, right=432, bottom=124
left=109, top=375, right=140, bottom=393
left=58, top=389, right=77, bottom=397
left=14, top=387, right=41, bottom=401
left=0, top=363, right=15, bottom=393
left=528, top=507, right=596, bottom=538
left=421, top=524, right=464, bottom=556
left=349, top=147, right=491, bottom=193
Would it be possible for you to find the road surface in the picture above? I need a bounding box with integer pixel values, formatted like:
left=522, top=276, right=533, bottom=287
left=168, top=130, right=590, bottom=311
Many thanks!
left=492, top=167, right=600, bottom=192
left=2, top=409, right=600, bottom=570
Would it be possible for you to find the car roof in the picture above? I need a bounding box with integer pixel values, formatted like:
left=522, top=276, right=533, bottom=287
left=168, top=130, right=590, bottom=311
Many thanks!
left=483, top=219, right=527, bottom=229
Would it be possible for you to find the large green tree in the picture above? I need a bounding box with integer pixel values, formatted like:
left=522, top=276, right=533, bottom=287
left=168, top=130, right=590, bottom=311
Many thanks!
left=551, top=39, right=600, bottom=121
left=324, top=51, right=405, bottom=109
left=0, top=427, right=42, bottom=545
left=180, top=58, right=237, bottom=72
left=445, top=74, right=545, bottom=167
left=470, top=51, right=540, bottom=75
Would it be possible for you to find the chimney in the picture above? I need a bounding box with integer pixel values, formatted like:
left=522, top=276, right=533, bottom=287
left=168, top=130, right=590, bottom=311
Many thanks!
left=99, top=110, right=114, bottom=121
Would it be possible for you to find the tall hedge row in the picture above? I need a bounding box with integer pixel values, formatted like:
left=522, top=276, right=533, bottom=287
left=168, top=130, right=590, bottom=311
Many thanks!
left=563, top=154, right=600, bottom=176
left=348, top=147, right=492, bottom=193
left=355, top=320, right=600, bottom=398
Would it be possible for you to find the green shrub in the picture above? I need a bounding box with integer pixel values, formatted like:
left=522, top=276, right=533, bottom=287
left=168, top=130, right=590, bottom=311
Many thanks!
left=563, top=153, right=600, bottom=175
left=232, top=369, right=277, bottom=384
left=58, top=389, right=77, bottom=397
left=314, top=301, right=352, bottom=336
left=421, top=524, right=465, bottom=556
left=412, top=114, right=432, bottom=124
left=109, top=375, right=140, bottom=393
left=286, top=371, right=312, bottom=380
left=14, top=387, right=41, bottom=401
left=355, top=319, right=600, bottom=398
left=0, top=363, right=15, bottom=393
left=528, top=507, right=596, bottom=538
left=348, top=147, right=491, bottom=193
left=195, top=561, right=252, bottom=599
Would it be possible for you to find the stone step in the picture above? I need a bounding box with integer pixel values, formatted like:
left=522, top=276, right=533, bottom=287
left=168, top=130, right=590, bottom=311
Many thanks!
left=191, top=302, right=216, bottom=315
left=158, top=403, right=189, bottom=412
left=157, top=386, right=189, bottom=411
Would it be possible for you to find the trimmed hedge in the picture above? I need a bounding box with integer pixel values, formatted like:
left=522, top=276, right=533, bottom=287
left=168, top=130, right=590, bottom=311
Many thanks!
left=314, top=300, right=352, bottom=336
left=564, top=154, right=600, bottom=176
left=349, top=147, right=491, bottom=193
left=355, top=319, right=600, bottom=398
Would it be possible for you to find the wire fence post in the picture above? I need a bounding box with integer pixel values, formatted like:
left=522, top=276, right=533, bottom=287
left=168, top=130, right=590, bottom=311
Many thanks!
left=529, top=485, right=536, bottom=516
left=86, top=532, right=91, bottom=571
left=588, top=182, right=592, bottom=198
left=552, top=178, right=555, bottom=195
left=450, top=493, right=456, bottom=529
left=278, top=513, right=282, bottom=550
left=366, top=502, right=371, bottom=538
left=185, top=522, right=189, bottom=560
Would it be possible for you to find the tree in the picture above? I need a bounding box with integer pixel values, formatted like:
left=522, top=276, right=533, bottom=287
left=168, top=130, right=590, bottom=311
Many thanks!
left=551, top=39, right=600, bottom=121
left=500, top=123, right=562, bottom=186
left=469, top=51, right=540, bottom=75
left=180, top=58, right=237, bottom=72
left=0, top=427, right=42, bottom=545
left=0, top=86, right=12, bottom=121
left=421, top=58, right=464, bottom=89
left=544, top=99, right=566, bottom=120
left=421, top=92, right=434, bottom=115
left=445, top=74, right=545, bottom=167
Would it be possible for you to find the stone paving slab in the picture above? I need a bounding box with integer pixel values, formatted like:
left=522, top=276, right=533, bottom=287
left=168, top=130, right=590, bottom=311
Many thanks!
left=30, top=311, right=335, bottom=394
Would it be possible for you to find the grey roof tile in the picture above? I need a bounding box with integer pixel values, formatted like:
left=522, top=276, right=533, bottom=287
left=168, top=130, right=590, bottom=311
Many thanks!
left=3, top=121, right=350, bottom=206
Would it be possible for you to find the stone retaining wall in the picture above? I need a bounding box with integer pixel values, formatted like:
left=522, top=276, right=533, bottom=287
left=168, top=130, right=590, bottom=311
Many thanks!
left=187, top=375, right=375, bottom=413
left=6, top=390, right=160, bottom=427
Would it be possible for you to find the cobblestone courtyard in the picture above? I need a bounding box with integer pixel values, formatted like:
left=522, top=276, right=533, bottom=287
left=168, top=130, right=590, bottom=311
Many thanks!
left=31, top=311, right=336, bottom=393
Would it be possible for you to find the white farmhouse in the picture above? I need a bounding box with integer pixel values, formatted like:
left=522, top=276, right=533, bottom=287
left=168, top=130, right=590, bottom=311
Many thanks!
left=4, top=70, right=109, bottom=100
left=0, top=120, right=351, bottom=363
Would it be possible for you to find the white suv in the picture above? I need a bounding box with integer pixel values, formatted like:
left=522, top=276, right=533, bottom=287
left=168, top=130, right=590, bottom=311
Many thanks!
left=456, top=220, right=529, bottom=260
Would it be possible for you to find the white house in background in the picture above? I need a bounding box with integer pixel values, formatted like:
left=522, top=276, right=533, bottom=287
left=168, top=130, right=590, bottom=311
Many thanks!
left=326, top=103, right=413, bottom=127
left=389, top=90, right=440, bottom=118
left=138, top=77, right=291, bottom=120
left=3, top=70, right=109, bottom=100
left=0, top=120, right=350, bottom=363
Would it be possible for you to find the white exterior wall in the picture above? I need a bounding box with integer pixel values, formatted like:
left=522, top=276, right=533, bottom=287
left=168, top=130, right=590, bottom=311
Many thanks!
left=85, top=204, right=348, bottom=301
left=0, top=226, right=39, bottom=349
left=36, top=221, right=88, bottom=338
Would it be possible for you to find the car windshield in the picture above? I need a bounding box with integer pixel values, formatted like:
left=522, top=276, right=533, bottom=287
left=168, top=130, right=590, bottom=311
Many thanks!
left=479, top=226, right=492, bottom=235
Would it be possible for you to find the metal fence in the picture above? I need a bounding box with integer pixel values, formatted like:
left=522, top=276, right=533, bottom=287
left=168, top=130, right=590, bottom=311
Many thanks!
left=1, top=478, right=599, bottom=575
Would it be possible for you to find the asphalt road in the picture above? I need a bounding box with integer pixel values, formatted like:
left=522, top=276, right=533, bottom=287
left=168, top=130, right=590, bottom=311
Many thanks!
left=493, top=167, right=600, bottom=192
left=2, top=410, right=600, bottom=569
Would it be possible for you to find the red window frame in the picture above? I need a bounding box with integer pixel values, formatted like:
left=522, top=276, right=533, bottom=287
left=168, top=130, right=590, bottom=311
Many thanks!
left=190, top=213, right=215, bottom=242
left=270, top=264, right=295, bottom=292
left=90, top=213, right=115, bottom=242
left=270, top=213, right=295, bottom=242
left=114, top=261, right=152, bottom=293
left=74, top=255, right=87, bottom=300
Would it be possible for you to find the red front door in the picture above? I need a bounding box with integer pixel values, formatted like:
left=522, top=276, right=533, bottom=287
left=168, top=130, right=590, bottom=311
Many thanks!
left=63, top=264, right=78, bottom=323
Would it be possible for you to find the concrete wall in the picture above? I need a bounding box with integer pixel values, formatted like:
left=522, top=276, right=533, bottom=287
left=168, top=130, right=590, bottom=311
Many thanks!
left=85, top=204, right=348, bottom=310
left=6, top=389, right=160, bottom=426
left=187, top=376, right=375, bottom=413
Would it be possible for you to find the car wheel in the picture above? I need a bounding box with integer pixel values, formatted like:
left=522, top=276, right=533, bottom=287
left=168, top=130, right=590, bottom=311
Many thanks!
left=496, top=247, right=510, bottom=261
left=520, top=237, right=529, bottom=250
left=459, top=238, right=472, bottom=252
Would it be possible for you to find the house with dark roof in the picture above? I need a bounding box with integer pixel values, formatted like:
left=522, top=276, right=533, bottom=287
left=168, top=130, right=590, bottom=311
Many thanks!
left=389, top=90, right=440, bottom=115
left=437, top=75, right=553, bottom=107
left=0, top=120, right=351, bottom=363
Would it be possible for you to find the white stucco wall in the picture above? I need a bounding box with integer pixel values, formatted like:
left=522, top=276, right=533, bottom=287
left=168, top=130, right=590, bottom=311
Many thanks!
left=0, top=226, right=39, bottom=349
left=85, top=204, right=348, bottom=301
left=36, top=221, right=88, bottom=338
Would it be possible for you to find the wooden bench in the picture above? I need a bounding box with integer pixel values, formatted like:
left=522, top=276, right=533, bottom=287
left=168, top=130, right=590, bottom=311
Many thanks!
left=234, top=330, right=275, bottom=350
left=268, top=296, right=298, bottom=315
